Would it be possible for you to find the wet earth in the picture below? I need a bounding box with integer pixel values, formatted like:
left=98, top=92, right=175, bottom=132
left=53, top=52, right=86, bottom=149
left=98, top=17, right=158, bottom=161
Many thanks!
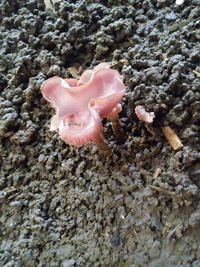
left=0, top=0, right=200, bottom=266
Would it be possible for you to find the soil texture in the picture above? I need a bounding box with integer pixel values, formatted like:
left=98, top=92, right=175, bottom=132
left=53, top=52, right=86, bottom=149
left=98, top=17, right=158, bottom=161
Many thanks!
left=0, top=0, right=200, bottom=266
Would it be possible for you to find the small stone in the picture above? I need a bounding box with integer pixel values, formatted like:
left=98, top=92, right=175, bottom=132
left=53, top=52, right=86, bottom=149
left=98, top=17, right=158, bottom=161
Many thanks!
left=24, top=251, right=33, bottom=260
left=62, top=259, right=75, bottom=267
left=192, top=260, right=200, bottom=267
left=110, top=233, right=120, bottom=246
left=13, top=174, right=20, bottom=183
left=165, top=12, right=177, bottom=21
left=189, top=211, right=200, bottom=228
left=151, top=216, right=163, bottom=231
left=175, top=0, right=184, bottom=5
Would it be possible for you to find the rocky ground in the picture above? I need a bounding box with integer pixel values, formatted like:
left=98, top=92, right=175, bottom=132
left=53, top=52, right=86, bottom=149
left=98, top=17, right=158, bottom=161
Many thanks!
left=0, top=0, right=200, bottom=266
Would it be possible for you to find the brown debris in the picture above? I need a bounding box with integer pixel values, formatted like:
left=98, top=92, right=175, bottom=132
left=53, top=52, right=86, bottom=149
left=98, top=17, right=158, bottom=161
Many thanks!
left=169, top=20, right=188, bottom=32
left=145, top=122, right=157, bottom=136
left=44, top=0, right=61, bottom=11
left=4, top=66, right=21, bottom=90
left=155, top=50, right=168, bottom=61
left=67, top=66, right=82, bottom=79
left=153, top=168, right=161, bottom=179
left=150, top=185, right=181, bottom=200
left=193, top=70, right=200, bottom=78
left=119, top=59, right=129, bottom=65
left=162, top=126, right=183, bottom=150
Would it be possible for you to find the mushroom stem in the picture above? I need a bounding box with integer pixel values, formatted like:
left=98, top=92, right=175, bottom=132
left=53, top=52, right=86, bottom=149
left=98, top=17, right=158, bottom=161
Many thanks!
left=93, top=134, right=111, bottom=152
left=110, top=115, right=123, bottom=142
left=107, top=104, right=123, bottom=142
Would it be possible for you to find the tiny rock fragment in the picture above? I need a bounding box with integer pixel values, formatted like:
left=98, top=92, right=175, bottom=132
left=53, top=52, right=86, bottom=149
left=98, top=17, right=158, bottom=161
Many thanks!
left=175, top=0, right=184, bottom=5
left=160, top=103, right=167, bottom=109
left=141, top=214, right=151, bottom=224
left=102, top=232, right=110, bottom=238
left=162, top=126, right=183, bottom=150
left=110, top=233, right=120, bottom=246
left=119, top=59, right=129, bottom=65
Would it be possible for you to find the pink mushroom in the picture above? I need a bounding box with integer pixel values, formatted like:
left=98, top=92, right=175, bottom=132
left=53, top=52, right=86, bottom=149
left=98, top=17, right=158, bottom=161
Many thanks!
left=135, top=105, right=155, bottom=123
left=41, top=63, right=125, bottom=151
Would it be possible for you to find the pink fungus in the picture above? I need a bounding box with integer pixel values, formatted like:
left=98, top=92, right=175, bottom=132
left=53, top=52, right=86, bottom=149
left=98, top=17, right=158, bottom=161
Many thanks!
left=135, top=105, right=155, bottom=123
left=41, top=63, right=125, bottom=151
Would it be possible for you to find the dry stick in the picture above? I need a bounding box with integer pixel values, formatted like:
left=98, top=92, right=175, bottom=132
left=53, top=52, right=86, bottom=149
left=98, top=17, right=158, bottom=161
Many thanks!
left=4, top=66, right=21, bottom=90
left=93, top=134, right=111, bottom=152
left=150, top=185, right=182, bottom=201
left=162, top=126, right=183, bottom=150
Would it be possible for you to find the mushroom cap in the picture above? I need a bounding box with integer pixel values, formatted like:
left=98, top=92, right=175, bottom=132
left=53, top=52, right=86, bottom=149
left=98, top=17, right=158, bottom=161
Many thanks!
left=41, top=63, right=125, bottom=145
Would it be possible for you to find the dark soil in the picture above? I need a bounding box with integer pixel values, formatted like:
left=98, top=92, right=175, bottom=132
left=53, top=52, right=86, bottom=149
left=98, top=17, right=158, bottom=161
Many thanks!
left=0, top=0, right=200, bottom=266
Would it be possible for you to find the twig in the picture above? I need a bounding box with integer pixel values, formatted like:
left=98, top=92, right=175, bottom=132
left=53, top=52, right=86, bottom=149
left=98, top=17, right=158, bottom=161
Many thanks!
left=162, top=126, right=183, bottom=150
